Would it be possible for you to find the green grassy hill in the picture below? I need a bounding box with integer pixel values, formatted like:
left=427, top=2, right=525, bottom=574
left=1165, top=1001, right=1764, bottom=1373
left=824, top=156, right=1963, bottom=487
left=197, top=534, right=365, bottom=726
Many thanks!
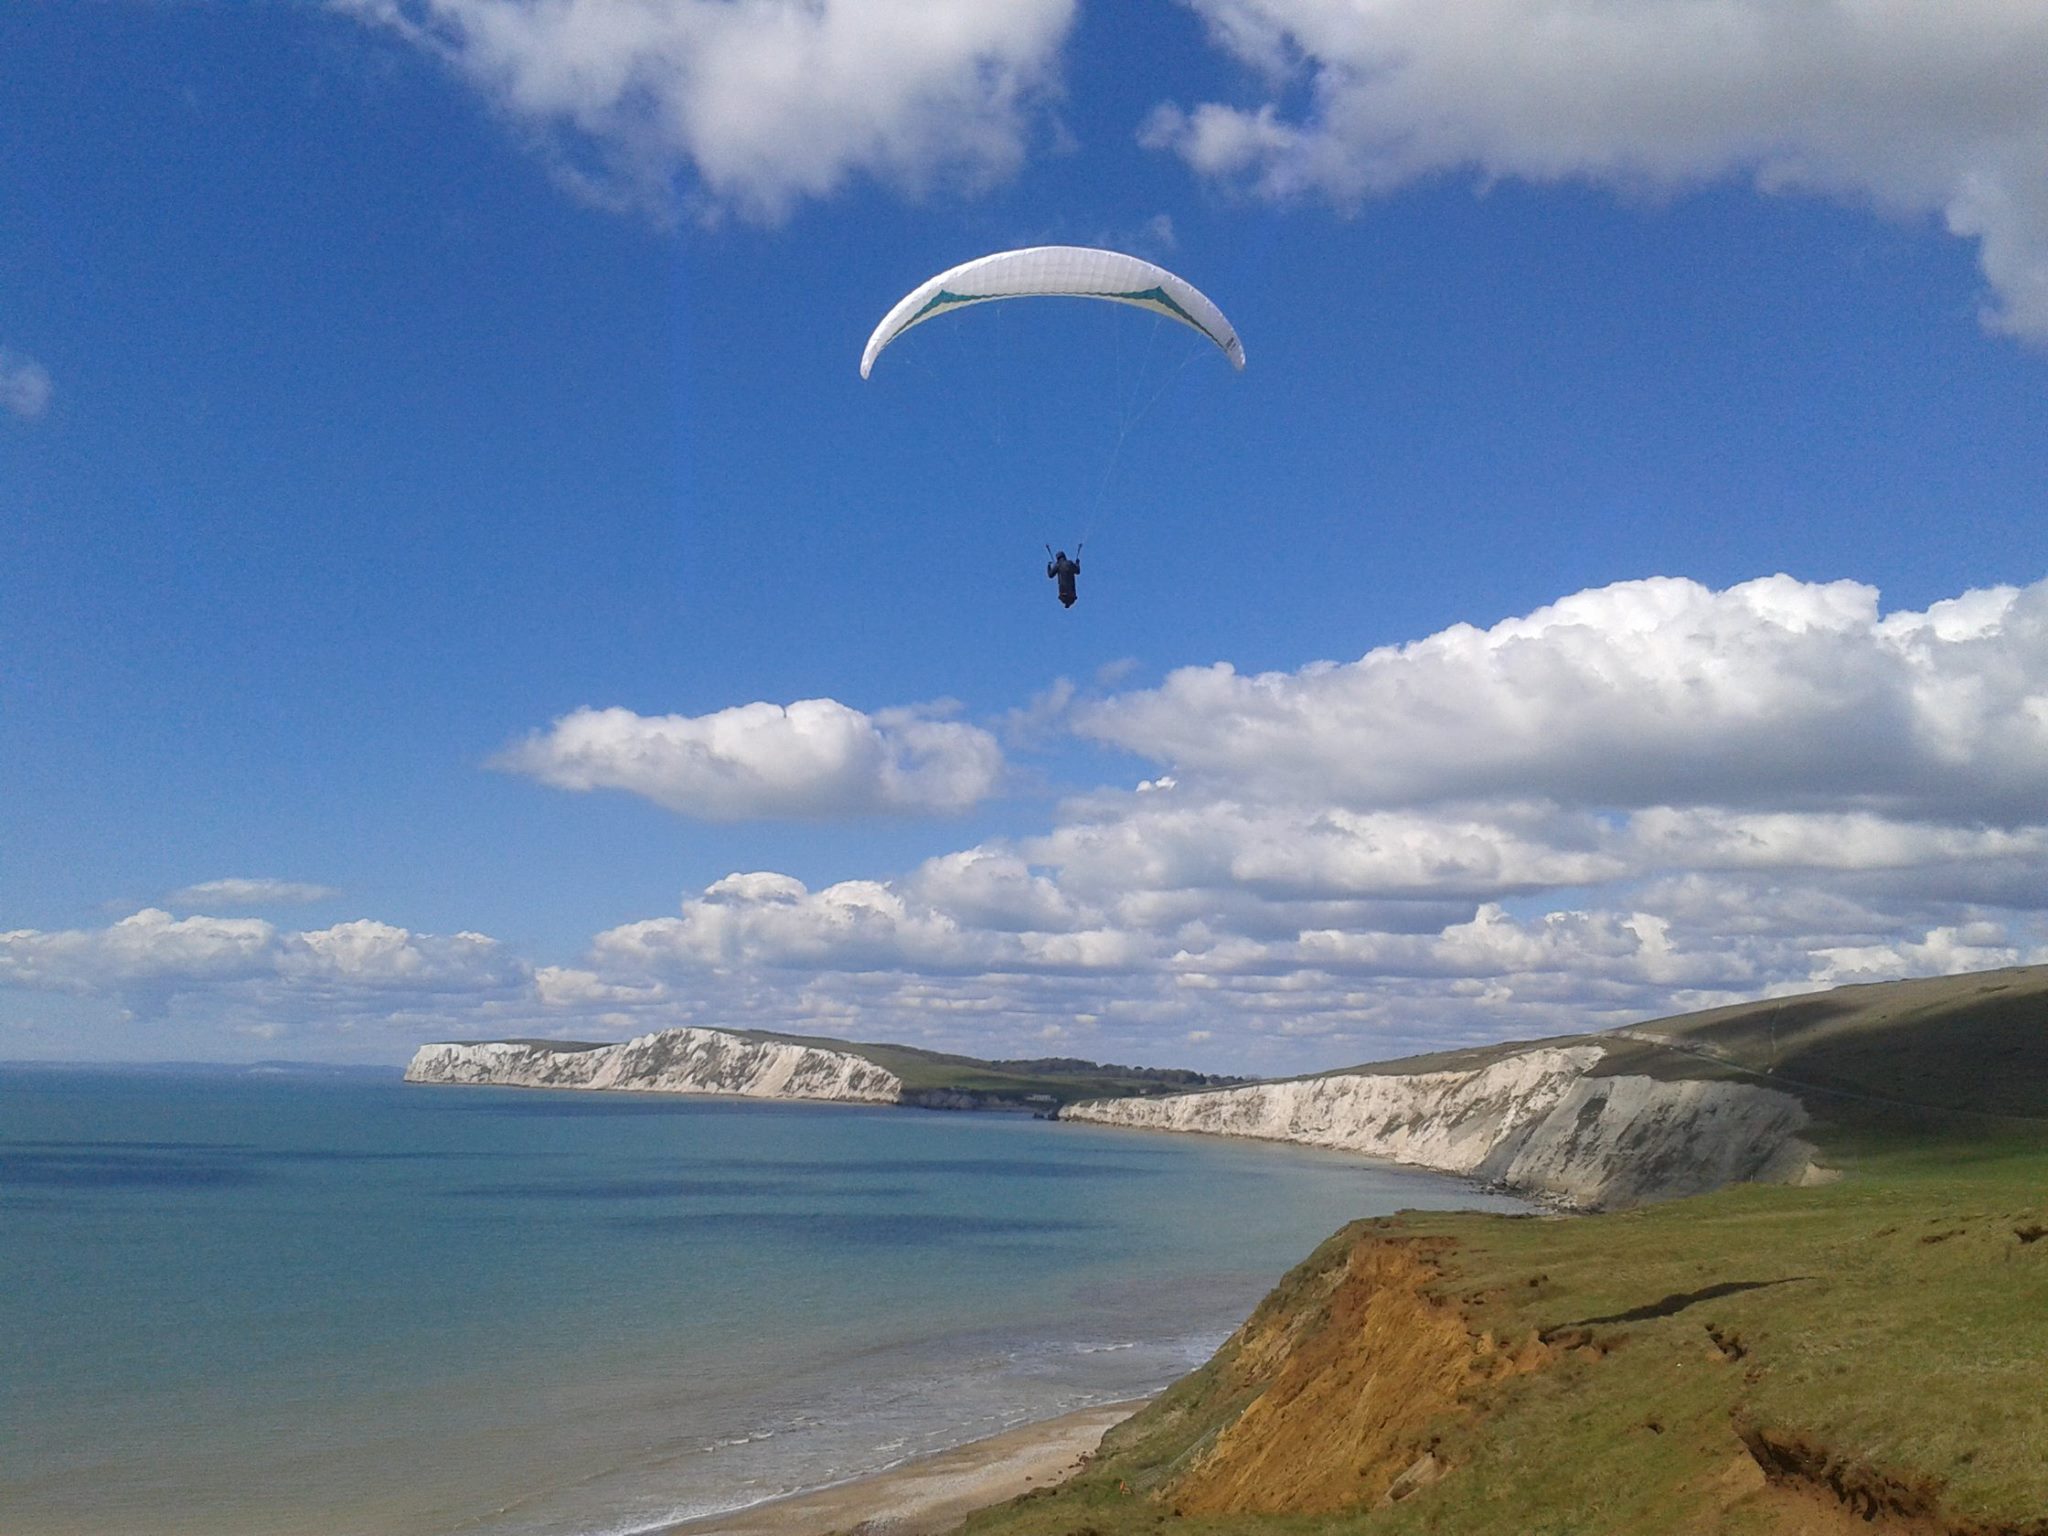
left=744, top=1029, right=1244, bottom=1109
left=964, top=967, right=2048, bottom=1536
left=1599, top=965, right=2048, bottom=1127
left=1295, top=965, right=2048, bottom=1156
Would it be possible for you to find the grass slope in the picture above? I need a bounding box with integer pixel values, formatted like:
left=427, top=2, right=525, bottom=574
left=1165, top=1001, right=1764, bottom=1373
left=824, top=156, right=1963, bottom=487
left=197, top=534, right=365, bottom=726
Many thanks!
left=1299, top=965, right=2048, bottom=1151
left=742, top=1029, right=1241, bottom=1109
left=964, top=968, right=2048, bottom=1535
left=1602, top=965, right=2048, bottom=1125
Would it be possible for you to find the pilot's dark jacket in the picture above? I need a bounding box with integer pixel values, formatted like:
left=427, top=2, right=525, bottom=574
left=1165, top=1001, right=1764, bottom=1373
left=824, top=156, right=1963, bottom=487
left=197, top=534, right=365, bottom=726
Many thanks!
left=1047, top=552, right=1080, bottom=608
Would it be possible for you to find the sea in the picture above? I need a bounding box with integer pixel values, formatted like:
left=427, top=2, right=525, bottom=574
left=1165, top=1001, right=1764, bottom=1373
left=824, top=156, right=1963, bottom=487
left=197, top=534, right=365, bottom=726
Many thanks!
left=0, top=1064, right=1528, bottom=1536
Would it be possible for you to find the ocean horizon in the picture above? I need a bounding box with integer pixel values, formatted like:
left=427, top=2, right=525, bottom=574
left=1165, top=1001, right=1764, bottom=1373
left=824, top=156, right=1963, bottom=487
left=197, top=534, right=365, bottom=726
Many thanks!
left=0, top=1062, right=1527, bottom=1535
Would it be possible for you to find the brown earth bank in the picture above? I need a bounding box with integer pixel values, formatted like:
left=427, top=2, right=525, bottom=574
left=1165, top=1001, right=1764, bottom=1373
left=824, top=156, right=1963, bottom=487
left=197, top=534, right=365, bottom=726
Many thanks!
left=958, top=1188, right=2048, bottom=1536
left=1166, top=1234, right=1547, bottom=1515
left=1044, top=1221, right=1564, bottom=1523
left=1731, top=1424, right=2048, bottom=1536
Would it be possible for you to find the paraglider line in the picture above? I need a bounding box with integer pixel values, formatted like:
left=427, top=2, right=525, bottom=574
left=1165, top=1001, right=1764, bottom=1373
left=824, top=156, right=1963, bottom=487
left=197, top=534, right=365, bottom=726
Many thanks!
left=1076, top=333, right=1202, bottom=549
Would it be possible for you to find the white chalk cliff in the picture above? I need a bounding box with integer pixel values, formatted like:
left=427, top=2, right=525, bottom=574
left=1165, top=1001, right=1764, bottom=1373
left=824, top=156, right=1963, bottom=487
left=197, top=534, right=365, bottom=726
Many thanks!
left=406, top=1030, right=1821, bottom=1207
left=1062, top=1045, right=1823, bottom=1209
left=404, top=1029, right=901, bottom=1104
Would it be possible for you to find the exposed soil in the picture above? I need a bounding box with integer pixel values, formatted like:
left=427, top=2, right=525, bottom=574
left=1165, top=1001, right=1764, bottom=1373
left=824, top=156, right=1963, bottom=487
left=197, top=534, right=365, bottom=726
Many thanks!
left=1165, top=1234, right=1545, bottom=1515
left=1704, top=1323, right=1748, bottom=1362
left=1734, top=1423, right=2048, bottom=1536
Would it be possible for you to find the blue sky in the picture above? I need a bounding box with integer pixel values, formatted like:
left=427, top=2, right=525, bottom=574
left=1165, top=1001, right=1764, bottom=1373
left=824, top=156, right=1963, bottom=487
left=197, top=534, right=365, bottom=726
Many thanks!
left=5, top=0, right=2048, bottom=1070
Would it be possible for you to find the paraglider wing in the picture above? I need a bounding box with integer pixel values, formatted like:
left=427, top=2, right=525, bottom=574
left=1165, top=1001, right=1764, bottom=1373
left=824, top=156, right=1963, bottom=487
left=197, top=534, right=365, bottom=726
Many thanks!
left=859, top=246, right=1246, bottom=378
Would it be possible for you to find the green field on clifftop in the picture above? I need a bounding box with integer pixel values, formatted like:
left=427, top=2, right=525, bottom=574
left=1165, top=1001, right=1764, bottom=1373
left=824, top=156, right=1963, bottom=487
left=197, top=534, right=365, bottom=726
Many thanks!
left=733, top=1029, right=1241, bottom=1108
left=965, top=968, right=2048, bottom=1536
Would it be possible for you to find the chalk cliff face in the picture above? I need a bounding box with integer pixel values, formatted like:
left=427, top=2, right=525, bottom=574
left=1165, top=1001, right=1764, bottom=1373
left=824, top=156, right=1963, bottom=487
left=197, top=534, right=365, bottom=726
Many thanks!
left=404, top=1029, right=902, bottom=1104
left=407, top=1031, right=1819, bottom=1206
left=1063, top=1046, right=1819, bottom=1209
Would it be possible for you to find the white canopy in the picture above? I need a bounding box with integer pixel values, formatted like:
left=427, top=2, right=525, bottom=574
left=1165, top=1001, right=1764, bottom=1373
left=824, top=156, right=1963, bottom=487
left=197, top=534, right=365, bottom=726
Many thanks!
left=860, top=246, right=1246, bottom=378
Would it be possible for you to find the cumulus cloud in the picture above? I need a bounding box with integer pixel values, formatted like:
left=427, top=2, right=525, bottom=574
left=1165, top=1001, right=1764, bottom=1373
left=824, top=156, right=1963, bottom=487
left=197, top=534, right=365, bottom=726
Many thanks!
left=534, top=965, right=668, bottom=1008
left=1033, top=797, right=1623, bottom=907
left=338, top=0, right=1076, bottom=219
left=535, top=572, right=2048, bottom=1068
left=0, top=909, right=530, bottom=1027
left=1077, top=575, right=2048, bottom=824
left=1811, top=923, right=2041, bottom=986
left=168, top=877, right=341, bottom=908
left=907, top=849, right=1089, bottom=933
left=1148, top=0, right=2048, bottom=340
left=496, top=698, right=1002, bottom=820
left=281, top=920, right=516, bottom=990
left=1, top=909, right=279, bottom=994
left=0, top=349, right=52, bottom=420
left=593, top=867, right=1139, bottom=979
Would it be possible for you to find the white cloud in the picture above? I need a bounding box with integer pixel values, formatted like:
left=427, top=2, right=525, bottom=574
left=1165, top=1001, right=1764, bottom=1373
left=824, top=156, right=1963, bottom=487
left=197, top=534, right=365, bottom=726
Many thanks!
left=0, top=909, right=530, bottom=1027
left=280, top=921, right=518, bottom=990
left=1150, top=0, right=2048, bottom=340
left=1033, top=798, right=1623, bottom=906
left=0, top=349, right=52, bottom=420
left=548, top=573, right=2048, bottom=1066
left=907, top=849, right=1089, bottom=933
left=534, top=965, right=669, bottom=1008
left=1812, top=923, right=2046, bottom=987
left=592, top=869, right=1138, bottom=979
left=0, top=909, right=279, bottom=992
left=1077, top=575, right=2048, bottom=824
left=1627, top=808, right=2048, bottom=877
left=496, top=698, right=1003, bottom=820
left=338, top=0, right=1076, bottom=220
left=169, top=877, right=341, bottom=908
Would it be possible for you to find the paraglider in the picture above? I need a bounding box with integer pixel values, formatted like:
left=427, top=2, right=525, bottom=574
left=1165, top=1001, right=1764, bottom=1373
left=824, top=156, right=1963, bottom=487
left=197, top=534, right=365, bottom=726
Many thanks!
left=860, top=246, right=1243, bottom=607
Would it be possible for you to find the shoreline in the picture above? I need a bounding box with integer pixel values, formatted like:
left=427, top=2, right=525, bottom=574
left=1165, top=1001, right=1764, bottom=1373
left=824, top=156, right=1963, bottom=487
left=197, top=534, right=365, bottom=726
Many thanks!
left=662, top=1398, right=1148, bottom=1536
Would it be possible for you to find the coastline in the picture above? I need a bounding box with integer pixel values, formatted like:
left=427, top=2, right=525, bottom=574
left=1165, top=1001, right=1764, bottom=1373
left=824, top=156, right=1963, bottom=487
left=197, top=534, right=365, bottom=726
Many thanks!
left=663, top=1399, right=1147, bottom=1536
left=7, top=1072, right=1526, bottom=1536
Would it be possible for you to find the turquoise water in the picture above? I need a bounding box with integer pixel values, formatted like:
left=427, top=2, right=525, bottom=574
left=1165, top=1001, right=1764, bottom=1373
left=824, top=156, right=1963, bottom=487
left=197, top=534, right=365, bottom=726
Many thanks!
left=0, top=1066, right=1526, bottom=1535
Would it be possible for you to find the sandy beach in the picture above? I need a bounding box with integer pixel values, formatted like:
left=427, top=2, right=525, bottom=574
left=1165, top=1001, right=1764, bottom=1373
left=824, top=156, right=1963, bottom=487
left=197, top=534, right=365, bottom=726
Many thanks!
left=665, top=1399, right=1146, bottom=1536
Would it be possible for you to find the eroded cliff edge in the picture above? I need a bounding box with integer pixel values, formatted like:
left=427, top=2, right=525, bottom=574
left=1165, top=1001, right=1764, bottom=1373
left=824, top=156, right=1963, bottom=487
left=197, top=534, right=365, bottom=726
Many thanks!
left=1062, top=1043, right=1825, bottom=1209
left=405, top=1029, right=902, bottom=1104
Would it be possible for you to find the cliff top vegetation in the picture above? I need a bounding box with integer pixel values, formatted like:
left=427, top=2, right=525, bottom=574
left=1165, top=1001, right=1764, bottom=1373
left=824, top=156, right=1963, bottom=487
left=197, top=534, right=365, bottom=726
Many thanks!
left=744, top=1029, right=1245, bottom=1108
left=966, top=966, right=2048, bottom=1535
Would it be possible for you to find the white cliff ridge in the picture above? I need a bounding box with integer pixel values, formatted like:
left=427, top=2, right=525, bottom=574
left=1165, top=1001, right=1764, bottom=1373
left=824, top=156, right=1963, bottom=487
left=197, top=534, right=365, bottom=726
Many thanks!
left=405, top=1030, right=1822, bottom=1207
left=1061, top=1045, right=1823, bottom=1209
left=404, top=1029, right=901, bottom=1104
